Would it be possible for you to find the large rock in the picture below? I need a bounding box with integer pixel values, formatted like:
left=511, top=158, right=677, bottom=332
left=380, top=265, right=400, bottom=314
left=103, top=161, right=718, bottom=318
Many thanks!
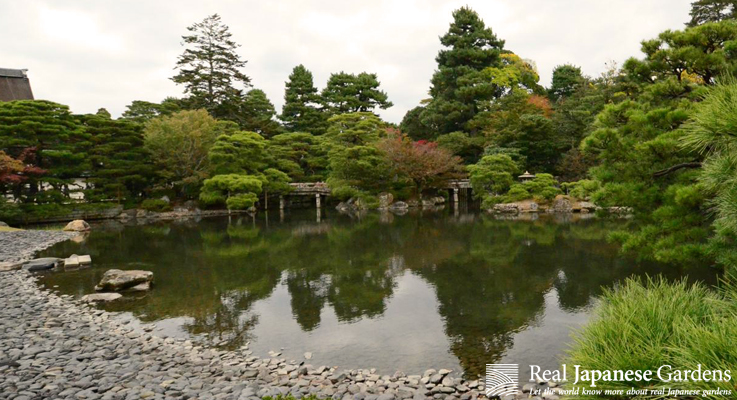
left=574, top=201, right=597, bottom=213
left=389, top=201, right=409, bottom=210
left=0, top=221, right=8, bottom=227
left=431, top=196, right=445, bottom=205
left=378, top=192, right=394, bottom=209
left=492, top=203, right=519, bottom=214
left=421, top=199, right=436, bottom=208
left=95, top=269, right=153, bottom=292
left=518, top=200, right=539, bottom=213
left=607, top=206, right=634, bottom=216
left=550, top=195, right=573, bottom=213
left=63, top=220, right=90, bottom=232
left=22, top=258, right=62, bottom=271
left=81, top=293, right=122, bottom=302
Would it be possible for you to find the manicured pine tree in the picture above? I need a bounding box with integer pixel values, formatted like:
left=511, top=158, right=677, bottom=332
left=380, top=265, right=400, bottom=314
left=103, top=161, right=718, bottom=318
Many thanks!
left=0, top=100, right=89, bottom=202
left=79, top=114, right=156, bottom=202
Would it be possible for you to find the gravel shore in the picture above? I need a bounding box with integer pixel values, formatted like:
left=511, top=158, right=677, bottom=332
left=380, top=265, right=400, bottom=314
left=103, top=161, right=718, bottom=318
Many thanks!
left=0, top=231, right=552, bottom=400
left=0, top=230, right=78, bottom=263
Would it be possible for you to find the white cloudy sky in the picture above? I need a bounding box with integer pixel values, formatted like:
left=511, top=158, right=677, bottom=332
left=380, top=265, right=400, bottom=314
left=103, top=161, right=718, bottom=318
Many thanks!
left=0, top=0, right=692, bottom=123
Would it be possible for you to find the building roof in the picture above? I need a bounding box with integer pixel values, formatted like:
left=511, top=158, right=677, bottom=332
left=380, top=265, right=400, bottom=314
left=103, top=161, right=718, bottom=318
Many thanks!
left=0, top=68, right=27, bottom=78
left=0, top=68, right=34, bottom=101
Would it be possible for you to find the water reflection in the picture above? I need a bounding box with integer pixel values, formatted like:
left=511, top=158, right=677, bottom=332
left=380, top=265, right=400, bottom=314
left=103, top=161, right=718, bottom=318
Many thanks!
left=39, top=210, right=717, bottom=377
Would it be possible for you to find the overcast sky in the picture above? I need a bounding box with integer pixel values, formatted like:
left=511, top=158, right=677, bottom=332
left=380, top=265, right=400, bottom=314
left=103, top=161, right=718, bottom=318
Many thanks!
left=1, top=0, right=693, bottom=123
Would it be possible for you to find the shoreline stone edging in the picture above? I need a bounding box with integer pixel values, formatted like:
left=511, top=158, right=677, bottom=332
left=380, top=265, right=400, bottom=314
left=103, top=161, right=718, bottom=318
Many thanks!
left=0, top=231, right=558, bottom=400
left=0, top=270, right=494, bottom=400
left=0, top=230, right=78, bottom=265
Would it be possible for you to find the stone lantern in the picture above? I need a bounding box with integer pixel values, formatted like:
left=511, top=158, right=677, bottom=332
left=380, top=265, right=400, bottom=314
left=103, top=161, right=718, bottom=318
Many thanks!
left=518, top=171, right=535, bottom=182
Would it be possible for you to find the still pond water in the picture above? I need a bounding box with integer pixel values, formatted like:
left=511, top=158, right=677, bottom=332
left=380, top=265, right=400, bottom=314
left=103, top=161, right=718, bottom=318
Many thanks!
left=38, top=210, right=717, bottom=378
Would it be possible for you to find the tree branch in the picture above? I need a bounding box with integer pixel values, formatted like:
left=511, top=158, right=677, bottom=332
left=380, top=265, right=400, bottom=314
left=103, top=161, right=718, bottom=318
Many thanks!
left=652, top=162, right=702, bottom=178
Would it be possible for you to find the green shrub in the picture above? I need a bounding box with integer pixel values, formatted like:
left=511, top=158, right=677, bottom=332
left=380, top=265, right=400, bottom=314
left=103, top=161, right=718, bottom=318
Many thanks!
left=521, top=173, right=561, bottom=201
left=263, top=395, right=319, bottom=400
left=566, top=276, right=737, bottom=398
left=0, top=201, right=22, bottom=221
left=562, top=179, right=601, bottom=200
left=504, top=185, right=530, bottom=202
left=140, top=199, right=172, bottom=212
left=226, top=193, right=258, bottom=210
left=480, top=194, right=503, bottom=209
left=330, top=184, right=361, bottom=201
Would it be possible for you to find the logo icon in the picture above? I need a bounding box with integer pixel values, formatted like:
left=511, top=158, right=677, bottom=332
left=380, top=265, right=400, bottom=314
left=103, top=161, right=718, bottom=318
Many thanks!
left=486, top=364, right=519, bottom=397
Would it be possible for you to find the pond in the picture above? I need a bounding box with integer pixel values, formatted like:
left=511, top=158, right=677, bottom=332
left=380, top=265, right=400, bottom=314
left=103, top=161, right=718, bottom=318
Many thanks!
left=37, top=209, right=718, bottom=378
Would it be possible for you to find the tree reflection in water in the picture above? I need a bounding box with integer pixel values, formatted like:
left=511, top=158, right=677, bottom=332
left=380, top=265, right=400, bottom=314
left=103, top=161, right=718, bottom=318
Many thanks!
left=40, top=210, right=716, bottom=377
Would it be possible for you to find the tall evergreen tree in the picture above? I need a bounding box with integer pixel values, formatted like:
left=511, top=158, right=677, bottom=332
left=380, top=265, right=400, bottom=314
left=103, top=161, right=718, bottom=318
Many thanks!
left=549, top=64, right=584, bottom=101
left=238, top=89, right=283, bottom=138
left=421, top=7, right=506, bottom=135
left=321, top=72, right=392, bottom=114
left=687, top=0, right=737, bottom=26
left=280, top=65, right=328, bottom=135
left=171, top=14, right=251, bottom=121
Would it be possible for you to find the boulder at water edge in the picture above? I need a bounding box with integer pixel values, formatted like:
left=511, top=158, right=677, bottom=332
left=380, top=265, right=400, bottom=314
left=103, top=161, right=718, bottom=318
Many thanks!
left=95, top=269, right=153, bottom=292
left=63, top=220, right=90, bottom=232
left=378, top=192, right=394, bottom=208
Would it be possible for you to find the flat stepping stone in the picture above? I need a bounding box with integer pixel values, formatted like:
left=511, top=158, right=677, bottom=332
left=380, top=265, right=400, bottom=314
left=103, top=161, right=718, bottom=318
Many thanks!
left=22, top=258, right=61, bottom=271
left=64, top=254, right=92, bottom=269
left=81, top=293, right=122, bottom=302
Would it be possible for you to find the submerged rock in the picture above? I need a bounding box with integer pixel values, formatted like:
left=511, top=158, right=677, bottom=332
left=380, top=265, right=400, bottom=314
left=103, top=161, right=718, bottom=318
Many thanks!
left=127, top=281, right=151, bottom=292
left=22, top=257, right=62, bottom=271
left=95, top=269, right=153, bottom=292
left=81, top=293, right=122, bottom=302
left=63, top=220, right=90, bottom=232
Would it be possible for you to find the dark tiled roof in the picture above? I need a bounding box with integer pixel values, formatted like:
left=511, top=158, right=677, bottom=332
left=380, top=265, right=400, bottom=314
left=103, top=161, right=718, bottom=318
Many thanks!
left=0, top=68, right=34, bottom=101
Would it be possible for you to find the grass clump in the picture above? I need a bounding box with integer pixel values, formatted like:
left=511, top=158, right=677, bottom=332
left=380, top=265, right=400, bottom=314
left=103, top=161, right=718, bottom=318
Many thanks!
left=566, top=276, right=737, bottom=399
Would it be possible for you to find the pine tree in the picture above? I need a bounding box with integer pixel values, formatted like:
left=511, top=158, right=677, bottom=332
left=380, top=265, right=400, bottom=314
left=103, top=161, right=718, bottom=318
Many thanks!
left=0, top=101, right=89, bottom=202
left=79, top=114, right=155, bottom=202
left=421, top=7, right=505, bottom=135
left=321, top=72, right=392, bottom=114
left=238, top=89, right=283, bottom=138
left=171, top=14, right=251, bottom=120
left=687, top=0, right=737, bottom=26
left=280, top=65, right=328, bottom=135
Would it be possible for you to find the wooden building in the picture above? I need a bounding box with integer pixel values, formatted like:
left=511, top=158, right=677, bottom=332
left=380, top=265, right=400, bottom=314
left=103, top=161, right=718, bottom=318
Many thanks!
left=0, top=68, right=34, bottom=101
